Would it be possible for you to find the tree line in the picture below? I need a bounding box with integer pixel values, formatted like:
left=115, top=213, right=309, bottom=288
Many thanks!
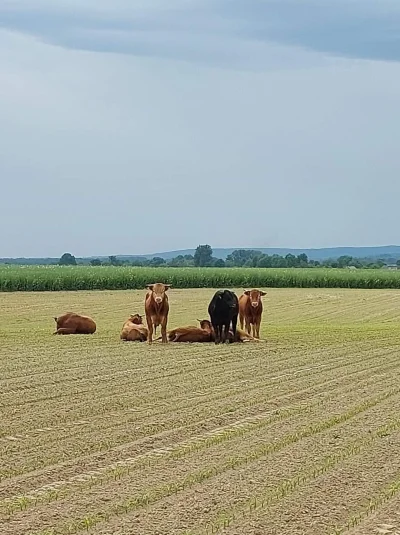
left=58, top=247, right=396, bottom=269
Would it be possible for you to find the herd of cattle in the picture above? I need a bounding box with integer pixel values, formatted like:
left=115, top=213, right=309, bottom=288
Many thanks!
left=53, top=283, right=267, bottom=345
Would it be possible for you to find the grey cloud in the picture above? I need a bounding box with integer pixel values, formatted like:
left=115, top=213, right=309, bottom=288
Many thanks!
left=1, top=0, right=400, bottom=64
left=220, top=0, right=400, bottom=62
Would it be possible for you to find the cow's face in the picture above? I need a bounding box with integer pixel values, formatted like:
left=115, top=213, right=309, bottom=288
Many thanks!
left=244, top=289, right=266, bottom=308
left=198, top=319, right=213, bottom=332
left=222, top=290, right=238, bottom=309
left=147, top=283, right=171, bottom=304
left=129, top=313, right=143, bottom=324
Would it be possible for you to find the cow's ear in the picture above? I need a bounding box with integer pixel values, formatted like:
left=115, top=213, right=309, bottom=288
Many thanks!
left=146, top=284, right=154, bottom=290
left=164, top=284, right=171, bottom=290
left=54, top=317, right=58, bottom=322
left=244, top=290, right=251, bottom=296
left=260, top=291, right=267, bottom=296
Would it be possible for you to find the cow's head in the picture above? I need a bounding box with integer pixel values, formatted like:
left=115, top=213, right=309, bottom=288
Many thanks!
left=222, top=290, right=238, bottom=309
left=197, top=319, right=213, bottom=332
left=129, top=313, right=143, bottom=325
left=244, top=289, right=266, bottom=308
left=146, top=283, right=171, bottom=304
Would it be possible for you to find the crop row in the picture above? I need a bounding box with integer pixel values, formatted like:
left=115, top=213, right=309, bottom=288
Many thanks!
left=3, top=346, right=393, bottom=483
left=199, top=418, right=400, bottom=535
left=22, top=391, right=400, bottom=535
left=3, top=355, right=397, bottom=519
left=2, top=265, right=400, bottom=291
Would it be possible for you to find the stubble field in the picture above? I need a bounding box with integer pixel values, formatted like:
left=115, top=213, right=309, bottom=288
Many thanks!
left=2, top=288, right=400, bottom=535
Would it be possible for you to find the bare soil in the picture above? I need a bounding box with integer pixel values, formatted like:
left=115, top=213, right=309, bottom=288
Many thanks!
left=1, top=288, right=400, bottom=535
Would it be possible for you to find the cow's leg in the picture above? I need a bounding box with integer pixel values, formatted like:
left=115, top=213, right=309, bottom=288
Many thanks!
left=239, top=311, right=244, bottom=330
left=161, top=316, right=168, bottom=343
left=245, top=318, right=251, bottom=335
left=255, top=318, right=261, bottom=339
left=213, top=322, right=220, bottom=344
left=54, top=328, right=76, bottom=335
left=146, top=315, right=153, bottom=344
left=222, top=322, right=231, bottom=343
left=231, top=314, right=238, bottom=342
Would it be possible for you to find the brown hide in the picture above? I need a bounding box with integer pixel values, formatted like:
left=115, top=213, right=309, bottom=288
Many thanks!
left=166, top=326, right=212, bottom=343
left=197, top=319, right=259, bottom=343
left=121, top=324, right=148, bottom=341
left=122, top=313, right=144, bottom=329
left=53, top=312, right=96, bottom=335
left=238, top=289, right=266, bottom=338
left=144, top=283, right=171, bottom=344
left=120, top=313, right=148, bottom=341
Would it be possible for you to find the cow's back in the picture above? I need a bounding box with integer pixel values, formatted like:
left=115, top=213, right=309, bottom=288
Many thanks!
left=57, top=313, right=96, bottom=334
left=121, top=324, right=148, bottom=341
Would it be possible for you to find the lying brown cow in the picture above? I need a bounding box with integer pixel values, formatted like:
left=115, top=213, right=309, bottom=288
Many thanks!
left=145, top=283, right=171, bottom=344
left=53, top=312, right=96, bottom=335
left=238, top=289, right=266, bottom=339
left=198, top=319, right=259, bottom=343
left=159, top=323, right=213, bottom=343
left=120, top=313, right=148, bottom=342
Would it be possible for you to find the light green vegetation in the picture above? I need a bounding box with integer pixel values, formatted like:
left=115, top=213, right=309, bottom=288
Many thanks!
left=2, top=265, right=400, bottom=291
left=1, top=288, right=400, bottom=535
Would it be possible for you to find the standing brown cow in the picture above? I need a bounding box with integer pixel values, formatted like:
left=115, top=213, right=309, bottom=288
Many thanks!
left=144, top=283, right=171, bottom=344
left=238, top=289, right=266, bottom=338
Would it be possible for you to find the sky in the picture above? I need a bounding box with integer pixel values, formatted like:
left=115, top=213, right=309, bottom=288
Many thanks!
left=2, top=0, right=400, bottom=257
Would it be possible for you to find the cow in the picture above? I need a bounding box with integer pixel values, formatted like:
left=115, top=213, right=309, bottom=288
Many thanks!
left=207, top=289, right=239, bottom=344
left=122, top=313, right=143, bottom=329
left=120, top=313, right=148, bottom=342
left=53, top=312, right=96, bottom=335
left=157, top=325, right=212, bottom=343
left=144, top=283, right=171, bottom=344
left=239, top=289, right=266, bottom=339
left=198, top=319, right=259, bottom=343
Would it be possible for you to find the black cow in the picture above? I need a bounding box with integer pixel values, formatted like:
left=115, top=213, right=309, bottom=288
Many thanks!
left=208, top=289, right=239, bottom=344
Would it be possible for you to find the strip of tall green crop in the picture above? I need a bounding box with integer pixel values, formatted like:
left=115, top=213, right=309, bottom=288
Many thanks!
left=1, top=265, right=400, bottom=291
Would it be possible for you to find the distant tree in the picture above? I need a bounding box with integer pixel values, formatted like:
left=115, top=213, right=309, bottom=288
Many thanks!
left=257, top=255, right=272, bottom=268
left=168, top=255, right=185, bottom=267
left=168, top=254, right=195, bottom=267
left=90, top=259, right=102, bottom=266
left=59, top=253, right=77, bottom=266
left=130, top=258, right=146, bottom=266
left=285, top=253, right=297, bottom=268
left=226, top=249, right=260, bottom=267
left=194, top=245, right=213, bottom=267
left=213, top=258, right=226, bottom=268
left=149, top=256, right=166, bottom=267
left=337, top=255, right=353, bottom=268
left=396, top=259, right=400, bottom=267
left=109, top=255, right=122, bottom=266
left=270, top=254, right=287, bottom=268
left=297, top=253, right=309, bottom=267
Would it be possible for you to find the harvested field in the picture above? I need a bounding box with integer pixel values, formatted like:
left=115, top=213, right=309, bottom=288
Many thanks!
left=1, top=288, right=400, bottom=535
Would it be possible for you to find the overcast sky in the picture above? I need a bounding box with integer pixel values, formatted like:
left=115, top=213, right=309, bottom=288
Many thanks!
left=2, top=0, right=400, bottom=257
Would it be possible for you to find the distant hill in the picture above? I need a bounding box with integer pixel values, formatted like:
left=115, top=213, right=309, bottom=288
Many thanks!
left=2, top=245, right=400, bottom=265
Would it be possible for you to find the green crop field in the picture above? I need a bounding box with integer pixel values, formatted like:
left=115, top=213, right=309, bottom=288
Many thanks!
left=2, top=287, right=400, bottom=534
left=1, top=265, right=400, bottom=291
